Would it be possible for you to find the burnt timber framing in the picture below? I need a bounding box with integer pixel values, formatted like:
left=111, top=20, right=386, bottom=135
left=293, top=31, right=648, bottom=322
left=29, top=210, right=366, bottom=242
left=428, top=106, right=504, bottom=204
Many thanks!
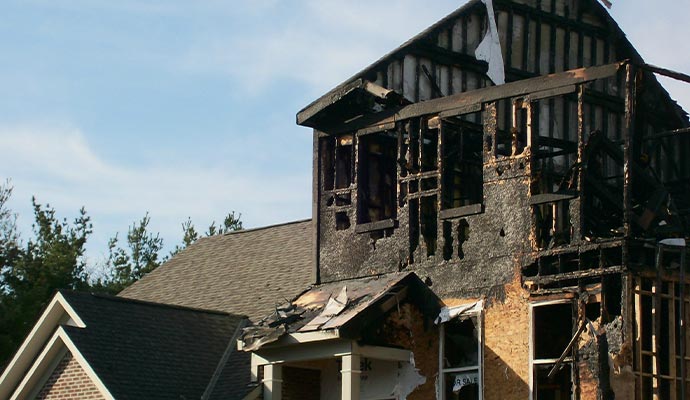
left=290, top=1, right=690, bottom=399
left=307, top=56, right=690, bottom=399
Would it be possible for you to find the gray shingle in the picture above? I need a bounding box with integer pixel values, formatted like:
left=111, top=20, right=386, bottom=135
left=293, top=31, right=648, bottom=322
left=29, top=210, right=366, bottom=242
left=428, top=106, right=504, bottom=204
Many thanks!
left=119, top=219, right=314, bottom=322
left=60, top=291, right=245, bottom=400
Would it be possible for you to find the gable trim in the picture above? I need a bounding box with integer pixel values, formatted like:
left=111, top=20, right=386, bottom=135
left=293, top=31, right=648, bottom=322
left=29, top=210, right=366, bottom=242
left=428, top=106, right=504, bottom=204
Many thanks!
left=9, top=327, right=115, bottom=400
left=0, top=292, right=86, bottom=399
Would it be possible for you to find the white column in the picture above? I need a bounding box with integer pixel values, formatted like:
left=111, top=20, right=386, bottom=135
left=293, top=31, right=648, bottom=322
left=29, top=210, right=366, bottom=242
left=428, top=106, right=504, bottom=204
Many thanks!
left=263, top=363, right=283, bottom=400
left=341, top=354, right=361, bottom=400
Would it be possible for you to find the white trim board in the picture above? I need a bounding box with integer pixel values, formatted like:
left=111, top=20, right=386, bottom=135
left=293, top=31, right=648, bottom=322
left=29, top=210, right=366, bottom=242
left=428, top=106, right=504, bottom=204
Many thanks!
left=0, top=292, right=87, bottom=399
left=9, top=327, right=115, bottom=400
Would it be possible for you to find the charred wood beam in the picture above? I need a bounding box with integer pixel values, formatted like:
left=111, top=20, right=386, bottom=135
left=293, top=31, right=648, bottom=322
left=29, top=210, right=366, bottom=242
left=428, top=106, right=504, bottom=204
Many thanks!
left=583, top=88, right=624, bottom=113
left=494, top=0, right=610, bottom=37
left=548, top=319, right=588, bottom=379
left=530, top=192, right=578, bottom=205
left=533, top=149, right=573, bottom=159
left=421, top=64, right=445, bottom=99
left=642, top=127, right=690, bottom=142
left=439, top=204, right=484, bottom=219
left=642, top=64, right=690, bottom=85
left=354, top=218, right=396, bottom=234
left=586, top=176, right=623, bottom=211
left=407, top=42, right=489, bottom=76
left=536, top=136, right=577, bottom=151
left=525, top=265, right=625, bottom=285
left=396, top=63, right=622, bottom=123
left=623, top=63, right=635, bottom=242
left=315, top=63, right=622, bottom=134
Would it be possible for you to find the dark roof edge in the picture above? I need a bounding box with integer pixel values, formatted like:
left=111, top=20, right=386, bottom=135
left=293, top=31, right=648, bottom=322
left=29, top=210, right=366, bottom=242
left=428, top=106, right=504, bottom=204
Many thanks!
left=219, top=218, right=312, bottom=237
left=59, top=290, right=243, bottom=317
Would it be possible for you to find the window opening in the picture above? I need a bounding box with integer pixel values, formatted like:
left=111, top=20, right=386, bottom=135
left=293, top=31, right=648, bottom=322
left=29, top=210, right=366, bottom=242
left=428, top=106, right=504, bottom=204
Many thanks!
left=440, top=310, right=483, bottom=400
left=442, top=115, right=483, bottom=210
left=420, top=195, right=438, bottom=256
left=531, top=301, right=574, bottom=400
left=358, top=131, right=397, bottom=224
left=512, top=99, right=529, bottom=156
left=335, top=135, right=354, bottom=189
left=403, top=117, right=441, bottom=256
left=495, top=99, right=513, bottom=158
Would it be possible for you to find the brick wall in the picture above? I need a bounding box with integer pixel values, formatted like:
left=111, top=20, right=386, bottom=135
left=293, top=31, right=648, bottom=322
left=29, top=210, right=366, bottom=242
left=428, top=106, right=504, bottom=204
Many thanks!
left=36, top=352, right=105, bottom=400
left=482, top=278, right=531, bottom=400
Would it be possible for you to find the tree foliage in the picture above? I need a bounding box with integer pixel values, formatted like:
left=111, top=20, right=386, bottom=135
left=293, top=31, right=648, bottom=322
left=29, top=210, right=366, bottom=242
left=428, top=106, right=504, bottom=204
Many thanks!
left=0, top=180, right=243, bottom=364
left=206, top=211, right=243, bottom=236
left=0, top=188, right=92, bottom=361
left=97, top=213, right=165, bottom=293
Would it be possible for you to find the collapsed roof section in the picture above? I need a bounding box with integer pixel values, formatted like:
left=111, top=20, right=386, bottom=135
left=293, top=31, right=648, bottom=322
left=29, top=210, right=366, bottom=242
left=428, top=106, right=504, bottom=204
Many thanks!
left=241, top=272, right=443, bottom=351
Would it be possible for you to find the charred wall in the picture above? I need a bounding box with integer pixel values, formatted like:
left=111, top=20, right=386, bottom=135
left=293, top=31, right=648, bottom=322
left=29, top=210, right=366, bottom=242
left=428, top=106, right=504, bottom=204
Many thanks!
left=360, top=0, right=625, bottom=104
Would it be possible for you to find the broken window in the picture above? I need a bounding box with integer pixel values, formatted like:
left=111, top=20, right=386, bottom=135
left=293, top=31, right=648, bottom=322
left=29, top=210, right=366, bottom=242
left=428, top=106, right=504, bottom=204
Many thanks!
left=531, top=301, right=574, bottom=400
left=440, top=312, right=482, bottom=400
left=530, top=93, right=578, bottom=249
left=321, top=134, right=354, bottom=192
left=401, top=118, right=441, bottom=256
left=321, top=134, right=355, bottom=231
left=358, top=131, right=397, bottom=224
left=441, top=114, right=483, bottom=210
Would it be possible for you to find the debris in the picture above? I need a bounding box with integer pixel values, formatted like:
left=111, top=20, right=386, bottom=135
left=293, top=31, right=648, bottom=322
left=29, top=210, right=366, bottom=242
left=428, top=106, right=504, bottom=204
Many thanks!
left=475, top=0, right=505, bottom=85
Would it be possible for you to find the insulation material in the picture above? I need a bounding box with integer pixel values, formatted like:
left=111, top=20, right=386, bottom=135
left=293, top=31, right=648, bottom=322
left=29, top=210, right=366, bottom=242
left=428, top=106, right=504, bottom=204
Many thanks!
left=475, top=0, right=505, bottom=85
left=434, top=300, right=483, bottom=324
left=391, top=355, right=427, bottom=399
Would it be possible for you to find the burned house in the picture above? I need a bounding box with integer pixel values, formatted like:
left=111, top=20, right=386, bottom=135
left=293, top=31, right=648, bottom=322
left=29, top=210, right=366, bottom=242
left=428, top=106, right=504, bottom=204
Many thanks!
left=241, top=0, right=690, bottom=399
left=1, top=1, right=689, bottom=399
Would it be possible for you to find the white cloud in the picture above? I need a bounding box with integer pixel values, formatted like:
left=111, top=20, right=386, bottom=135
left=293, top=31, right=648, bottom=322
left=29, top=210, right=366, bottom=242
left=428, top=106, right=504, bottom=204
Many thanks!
left=0, top=124, right=311, bottom=265
left=178, top=0, right=461, bottom=95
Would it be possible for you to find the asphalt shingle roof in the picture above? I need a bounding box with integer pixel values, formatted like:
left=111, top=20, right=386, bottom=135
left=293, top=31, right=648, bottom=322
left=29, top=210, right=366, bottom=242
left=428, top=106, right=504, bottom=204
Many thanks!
left=119, top=219, right=314, bottom=322
left=59, top=291, right=245, bottom=400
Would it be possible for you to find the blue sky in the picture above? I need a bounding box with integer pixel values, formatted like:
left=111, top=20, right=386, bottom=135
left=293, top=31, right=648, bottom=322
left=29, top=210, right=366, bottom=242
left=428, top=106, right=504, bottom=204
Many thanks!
left=1, top=0, right=688, bottom=274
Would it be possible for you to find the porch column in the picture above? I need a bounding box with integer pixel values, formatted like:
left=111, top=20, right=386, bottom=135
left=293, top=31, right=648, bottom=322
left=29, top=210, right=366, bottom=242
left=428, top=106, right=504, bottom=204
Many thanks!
left=263, top=363, right=282, bottom=400
left=341, top=354, right=361, bottom=400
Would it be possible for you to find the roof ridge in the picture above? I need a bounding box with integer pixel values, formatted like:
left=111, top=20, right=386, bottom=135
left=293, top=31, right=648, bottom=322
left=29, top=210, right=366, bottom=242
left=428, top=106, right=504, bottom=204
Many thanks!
left=219, top=218, right=311, bottom=236
left=60, top=289, right=246, bottom=317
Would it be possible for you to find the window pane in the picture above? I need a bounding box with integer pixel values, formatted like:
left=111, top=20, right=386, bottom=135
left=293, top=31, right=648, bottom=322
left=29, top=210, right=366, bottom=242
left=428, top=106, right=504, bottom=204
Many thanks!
left=443, top=317, right=479, bottom=368
left=534, top=364, right=572, bottom=400
left=533, top=303, right=573, bottom=359
left=445, top=371, right=479, bottom=400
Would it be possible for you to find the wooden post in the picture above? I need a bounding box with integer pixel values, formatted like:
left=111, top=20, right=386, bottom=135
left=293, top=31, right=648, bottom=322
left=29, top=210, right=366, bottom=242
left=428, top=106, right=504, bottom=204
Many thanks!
left=341, top=354, right=361, bottom=400
left=263, top=364, right=283, bottom=400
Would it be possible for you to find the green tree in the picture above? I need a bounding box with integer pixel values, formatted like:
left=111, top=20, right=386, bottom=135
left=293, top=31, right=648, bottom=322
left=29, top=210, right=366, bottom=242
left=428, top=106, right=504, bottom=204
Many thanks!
left=98, top=213, right=164, bottom=293
left=171, top=211, right=243, bottom=257
left=169, top=217, right=199, bottom=256
left=206, top=211, right=243, bottom=236
left=0, top=190, right=92, bottom=362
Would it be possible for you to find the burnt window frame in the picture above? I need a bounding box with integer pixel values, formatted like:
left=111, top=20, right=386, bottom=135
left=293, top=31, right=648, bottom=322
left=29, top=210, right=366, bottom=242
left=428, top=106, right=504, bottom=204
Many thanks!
left=439, top=110, right=485, bottom=219
left=529, top=299, right=575, bottom=400
left=439, top=305, right=484, bottom=400
left=356, top=129, right=398, bottom=230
